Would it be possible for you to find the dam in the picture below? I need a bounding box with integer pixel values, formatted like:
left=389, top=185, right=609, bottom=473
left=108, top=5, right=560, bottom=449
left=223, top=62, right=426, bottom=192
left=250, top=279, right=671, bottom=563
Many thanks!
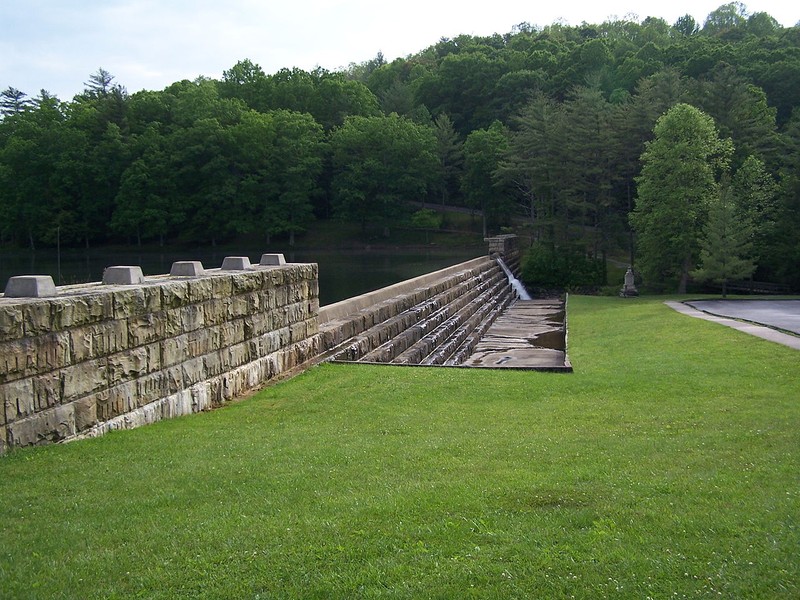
left=0, top=235, right=569, bottom=453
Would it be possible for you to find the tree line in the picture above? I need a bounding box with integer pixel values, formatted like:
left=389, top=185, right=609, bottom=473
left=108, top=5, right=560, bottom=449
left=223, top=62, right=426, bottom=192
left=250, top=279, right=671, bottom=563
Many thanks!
left=1, top=2, right=799, bottom=290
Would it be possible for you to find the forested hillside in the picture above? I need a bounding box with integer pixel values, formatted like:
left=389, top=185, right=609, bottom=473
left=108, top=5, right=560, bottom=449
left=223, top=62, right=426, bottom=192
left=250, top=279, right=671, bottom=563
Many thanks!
left=2, top=2, right=799, bottom=290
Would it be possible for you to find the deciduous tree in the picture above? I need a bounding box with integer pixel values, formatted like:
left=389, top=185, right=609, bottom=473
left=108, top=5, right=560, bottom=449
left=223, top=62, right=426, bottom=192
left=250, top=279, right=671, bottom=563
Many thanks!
left=631, top=103, right=732, bottom=292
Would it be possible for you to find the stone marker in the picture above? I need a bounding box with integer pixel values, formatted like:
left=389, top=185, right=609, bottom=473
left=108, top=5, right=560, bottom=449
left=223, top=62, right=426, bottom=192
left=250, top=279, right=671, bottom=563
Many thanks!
left=259, top=253, right=286, bottom=266
left=170, top=261, right=205, bottom=277
left=620, top=267, right=639, bottom=297
left=102, top=266, right=145, bottom=285
left=221, top=256, right=252, bottom=270
left=3, top=275, right=57, bottom=298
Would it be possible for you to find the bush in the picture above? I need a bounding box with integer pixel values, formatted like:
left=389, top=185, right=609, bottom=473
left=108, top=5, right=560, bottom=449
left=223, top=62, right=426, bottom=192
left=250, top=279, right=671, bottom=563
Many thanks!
left=521, top=243, right=606, bottom=290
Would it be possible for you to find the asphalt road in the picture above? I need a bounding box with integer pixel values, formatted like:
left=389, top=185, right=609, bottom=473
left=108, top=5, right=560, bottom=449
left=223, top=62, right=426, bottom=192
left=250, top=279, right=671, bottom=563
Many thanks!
left=686, top=300, right=800, bottom=335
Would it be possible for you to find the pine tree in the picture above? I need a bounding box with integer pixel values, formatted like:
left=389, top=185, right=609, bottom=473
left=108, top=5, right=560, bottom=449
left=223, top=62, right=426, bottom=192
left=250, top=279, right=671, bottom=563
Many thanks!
left=692, top=179, right=756, bottom=297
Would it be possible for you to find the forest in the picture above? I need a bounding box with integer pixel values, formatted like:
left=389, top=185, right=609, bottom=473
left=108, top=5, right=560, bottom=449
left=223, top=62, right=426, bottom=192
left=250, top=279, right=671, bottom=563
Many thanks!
left=1, top=2, right=799, bottom=292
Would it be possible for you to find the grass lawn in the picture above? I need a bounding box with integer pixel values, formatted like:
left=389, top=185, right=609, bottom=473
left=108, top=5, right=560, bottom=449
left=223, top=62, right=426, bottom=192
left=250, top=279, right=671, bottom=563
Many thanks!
left=1, top=296, right=798, bottom=598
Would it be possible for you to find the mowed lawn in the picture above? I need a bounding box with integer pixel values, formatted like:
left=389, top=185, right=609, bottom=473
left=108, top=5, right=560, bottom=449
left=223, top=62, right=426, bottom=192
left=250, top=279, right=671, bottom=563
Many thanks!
left=1, top=296, right=798, bottom=599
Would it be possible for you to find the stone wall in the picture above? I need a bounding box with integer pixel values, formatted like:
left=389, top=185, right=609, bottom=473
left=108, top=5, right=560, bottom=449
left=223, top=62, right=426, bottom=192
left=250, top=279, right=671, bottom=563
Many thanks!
left=0, top=264, right=319, bottom=453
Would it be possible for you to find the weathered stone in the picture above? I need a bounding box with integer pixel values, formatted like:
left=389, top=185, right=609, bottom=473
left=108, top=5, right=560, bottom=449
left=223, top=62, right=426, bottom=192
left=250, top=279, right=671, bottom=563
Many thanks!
left=73, top=396, right=98, bottom=430
left=51, top=293, right=114, bottom=330
left=128, top=313, right=167, bottom=347
left=1, top=378, right=34, bottom=423
left=22, top=301, right=53, bottom=336
left=0, top=426, right=6, bottom=454
left=181, top=304, right=206, bottom=332
left=70, top=320, right=128, bottom=363
left=210, top=274, right=233, bottom=298
left=161, top=280, right=190, bottom=309
left=186, top=329, right=212, bottom=359
left=102, top=266, right=145, bottom=286
left=60, top=359, right=107, bottom=402
left=32, top=373, right=61, bottom=411
left=103, top=383, right=136, bottom=420
left=7, top=404, right=75, bottom=447
left=181, top=356, right=206, bottom=387
left=0, top=304, right=24, bottom=342
left=107, top=346, right=151, bottom=386
left=185, top=276, right=215, bottom=303
left=111, top=286, right=162, bottom=319
left=4, top=275, right=57, bottom=298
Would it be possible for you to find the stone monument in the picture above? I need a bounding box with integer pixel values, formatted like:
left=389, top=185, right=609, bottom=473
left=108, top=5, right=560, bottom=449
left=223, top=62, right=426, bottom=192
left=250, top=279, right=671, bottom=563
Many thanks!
left=620, top=267, right=639, bottom=297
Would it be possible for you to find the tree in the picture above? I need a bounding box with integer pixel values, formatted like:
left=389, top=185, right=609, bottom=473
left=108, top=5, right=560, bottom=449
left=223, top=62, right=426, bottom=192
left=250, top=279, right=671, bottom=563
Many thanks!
left=84, top=68, right=115, bottom=97
left=499, top=93, right=568, bottom=243
left=431, top=113, right=463, bottom=206
left=1, top=87, right=31, bottom=117
left=673, top=15, right=699, bottom=36
left=631, top=103, right=732, bottom=292
left=702, top=2, right=747, bottom=36
left=462, top=121, right=512, bottom=237
left=692, top=178, right=756, bottom=296
left=231, top=109, right=325, bottom=245
left=330, top=114, right=438, bottom=234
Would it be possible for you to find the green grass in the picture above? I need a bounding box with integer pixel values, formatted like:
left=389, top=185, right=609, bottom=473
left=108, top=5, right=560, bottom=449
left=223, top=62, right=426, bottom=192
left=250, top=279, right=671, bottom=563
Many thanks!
left=2, top=296, right=798, bottom=598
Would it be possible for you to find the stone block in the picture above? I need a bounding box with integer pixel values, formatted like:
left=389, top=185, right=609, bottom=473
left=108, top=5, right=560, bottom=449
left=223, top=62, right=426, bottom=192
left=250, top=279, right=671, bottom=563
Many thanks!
left=0, top=426, right=6, bottom=455
left=170, top=261, right=205, bottom=277
left=32, top=331, right=72, bottom=374
left=161, top=335, right=184, bottom=369
left=201, top=298, right=232, bottom=326
left=0, top=338, right=35, bottom=382
left=103, top=384, right=135, bottom=420
left=60, top=359, right=107, bottom=402
left=221, top=256, right=252, bottom=270
left=128, top=313, right=167, bottom=347
left=51, top=293, right=114, bottom=330
left=3, top=275, right=57, bottom=298
left=1, top=378, right=34, bottom=423
left=111, top=286, right=162, bottom=319
left=186, top=329, right=212, bottom=359
left=181, top=304, right=206, bottom=332
left=0, top=305, right=24, bottom=342
left=107, top=346, right=151, bottom=386
left=102, top=266, right=145, bottom=285
left=181, top=356, right=206, bottom=387
left=7, top=404, right=76, bottom=448
left=210, top=274, right=233, bottom=298
left=259, top=253, right=286, bottom=266
left=32, top=373, right=62, bottom=411
left=70, top=320, right=129, bottom=363
left=186, top=277, right=215, bottom=303
left=161, top=280, right=191, bottom=310
left=22, top=301, right=53, bottom=336
left=73, top=396, right=98, bottom=431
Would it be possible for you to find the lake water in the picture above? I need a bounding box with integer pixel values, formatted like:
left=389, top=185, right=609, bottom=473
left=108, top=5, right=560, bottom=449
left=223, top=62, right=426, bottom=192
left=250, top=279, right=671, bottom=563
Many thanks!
left=0, top=245, right=485, bottom=306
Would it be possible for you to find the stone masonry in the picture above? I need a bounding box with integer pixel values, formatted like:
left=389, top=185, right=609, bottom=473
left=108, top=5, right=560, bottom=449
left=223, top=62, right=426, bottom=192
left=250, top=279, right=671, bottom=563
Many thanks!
left=0, top=263, right=319, bottom=453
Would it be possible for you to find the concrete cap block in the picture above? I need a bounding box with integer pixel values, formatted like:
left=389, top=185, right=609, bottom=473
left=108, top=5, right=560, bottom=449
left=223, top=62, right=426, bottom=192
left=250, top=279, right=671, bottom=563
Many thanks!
left=170, top=261, right=205, bottom=277
left=221, top=256, right=252, bottom=270
left=3, top=275, right=57, bottom=298
left=102, top=266, right=145, bottom=285
left=259, top=253, right=286, bottom=266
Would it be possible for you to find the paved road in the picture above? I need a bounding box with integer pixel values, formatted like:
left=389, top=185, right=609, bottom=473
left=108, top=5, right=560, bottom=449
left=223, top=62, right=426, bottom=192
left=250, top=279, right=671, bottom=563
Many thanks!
left=666, top=300, right=800, bottom=350
left=687, top=300, right=800, bottom=335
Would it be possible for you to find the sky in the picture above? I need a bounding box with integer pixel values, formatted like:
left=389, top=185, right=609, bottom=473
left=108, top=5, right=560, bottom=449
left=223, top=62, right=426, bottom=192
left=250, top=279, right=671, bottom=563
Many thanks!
left=1, top=0, right=797, bottom=102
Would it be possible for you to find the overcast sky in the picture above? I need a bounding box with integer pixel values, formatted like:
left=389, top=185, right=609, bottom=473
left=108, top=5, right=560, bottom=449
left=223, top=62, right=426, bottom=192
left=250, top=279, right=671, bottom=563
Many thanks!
left=1, top=1, right=797, bottom=101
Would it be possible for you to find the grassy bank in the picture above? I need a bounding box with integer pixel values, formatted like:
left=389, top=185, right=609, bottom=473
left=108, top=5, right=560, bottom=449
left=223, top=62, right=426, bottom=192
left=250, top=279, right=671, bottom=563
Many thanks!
left=1, top=296, right=798, bottom=598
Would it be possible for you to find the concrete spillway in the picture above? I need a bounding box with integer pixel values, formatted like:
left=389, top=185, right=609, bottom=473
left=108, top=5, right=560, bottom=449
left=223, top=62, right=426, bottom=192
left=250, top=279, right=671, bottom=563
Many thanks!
left=317, top=247, right=570, bottom=371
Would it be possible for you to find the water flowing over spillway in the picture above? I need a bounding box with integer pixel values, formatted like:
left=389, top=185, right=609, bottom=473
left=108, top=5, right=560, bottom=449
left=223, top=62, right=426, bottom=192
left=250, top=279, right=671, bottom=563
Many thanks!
left=496, top=257, right=532, bottom=300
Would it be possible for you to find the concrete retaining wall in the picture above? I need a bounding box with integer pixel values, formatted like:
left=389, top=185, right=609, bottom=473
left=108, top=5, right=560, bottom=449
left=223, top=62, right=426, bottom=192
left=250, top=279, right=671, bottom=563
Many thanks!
left=0, top=264, right=319, bottom=453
